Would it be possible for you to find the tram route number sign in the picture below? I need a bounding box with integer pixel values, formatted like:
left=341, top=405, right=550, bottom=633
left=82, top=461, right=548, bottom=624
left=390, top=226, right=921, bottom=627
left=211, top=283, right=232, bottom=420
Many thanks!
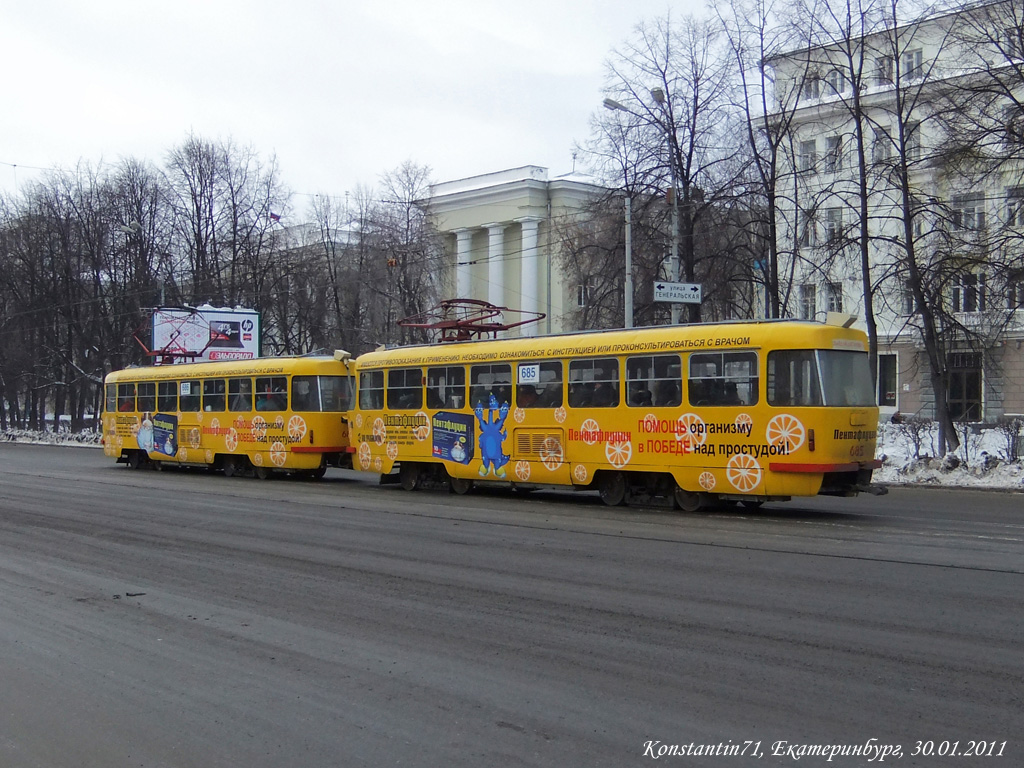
left=653, top=281, right=702, bottom=304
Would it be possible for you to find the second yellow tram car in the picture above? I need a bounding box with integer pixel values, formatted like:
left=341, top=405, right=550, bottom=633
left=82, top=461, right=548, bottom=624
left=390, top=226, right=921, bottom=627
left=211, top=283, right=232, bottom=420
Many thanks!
left=351, top=318, right=882, bottom=508
left=103, top=354, right=355, bottom=478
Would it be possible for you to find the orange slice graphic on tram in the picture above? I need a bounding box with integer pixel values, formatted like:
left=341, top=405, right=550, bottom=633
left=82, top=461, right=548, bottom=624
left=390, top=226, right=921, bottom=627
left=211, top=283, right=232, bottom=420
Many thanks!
left=269, top=441, right=287, bottom=467
left=734, top=412, right=753, bottom=430
left=251, top=451, right=264, bottom=466
left=766, top=413, right=806, bottom=452
left=514, top=460, right=531, bottom=482
left=188, top=427, right=201, bottom=449
left=580, top=418, right=601, bottom=445
left=553, top=406, right=567, bottom=424
left=573, top=463, right=589, bottom=483
left=698, top=470, right=716, bottom=491
left=225, top=428, right=239, bottom=452
left=274, top=415, right=285, bottom=430
left=726, top=453, right=762, bottom=492
left=539, top=437, right=564, bottom=470
left=372, top=417, right=387, bottom=446
left=373, top=456, right=383, bottom=472
left=412, top=412, right=431, bottom=441
left=386, top=441, right=399, bottom=461
left=605, top=439, right=632, bottom=468
left=675, top=413, right=706, bottom=448
left=287, top=414, right=307, bottom=441
left=205, top=449, right=214, bottom=464
left=357, top=442, right=372, bottom=470
left=210, top=417, right=220, bottom=431
left=513, top=407, right=526, bottom=424
left=251, top=415, right=267, bottom=439
left=354, top=413, right=363, bottom=429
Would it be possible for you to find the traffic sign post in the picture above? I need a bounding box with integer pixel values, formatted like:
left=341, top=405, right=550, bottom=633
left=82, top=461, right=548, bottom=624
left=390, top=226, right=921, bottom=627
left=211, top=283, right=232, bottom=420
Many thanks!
left=653, top=281, right=702, bottom=304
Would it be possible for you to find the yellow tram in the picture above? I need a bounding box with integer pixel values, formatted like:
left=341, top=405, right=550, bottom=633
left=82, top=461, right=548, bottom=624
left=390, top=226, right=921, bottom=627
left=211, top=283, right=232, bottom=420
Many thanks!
left=102, top=353, right=355, bottom=478
left=350, top=318, right=882, bottom=508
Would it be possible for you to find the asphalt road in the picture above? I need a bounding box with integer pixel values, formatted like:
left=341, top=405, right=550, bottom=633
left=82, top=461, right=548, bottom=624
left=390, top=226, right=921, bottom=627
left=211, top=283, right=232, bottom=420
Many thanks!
left=0, top=443, right=1020, bottom=767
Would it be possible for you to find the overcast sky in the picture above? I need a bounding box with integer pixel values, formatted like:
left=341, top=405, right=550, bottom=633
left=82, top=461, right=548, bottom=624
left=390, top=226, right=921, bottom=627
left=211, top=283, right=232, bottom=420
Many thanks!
left=1, top=0, right=703, bottom=206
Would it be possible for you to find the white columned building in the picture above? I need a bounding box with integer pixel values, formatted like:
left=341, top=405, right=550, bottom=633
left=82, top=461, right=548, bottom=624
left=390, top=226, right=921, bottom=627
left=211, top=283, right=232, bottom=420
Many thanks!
left=426, top=166, right=605, bottom=336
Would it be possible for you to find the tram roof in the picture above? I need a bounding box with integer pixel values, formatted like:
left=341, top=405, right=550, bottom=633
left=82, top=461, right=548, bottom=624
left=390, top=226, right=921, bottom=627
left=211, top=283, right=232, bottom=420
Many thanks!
left=355, top=318, right=866, bottom=368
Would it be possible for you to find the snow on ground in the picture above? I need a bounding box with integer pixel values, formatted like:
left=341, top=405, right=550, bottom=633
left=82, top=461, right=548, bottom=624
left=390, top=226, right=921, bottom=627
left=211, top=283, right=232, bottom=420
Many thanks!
left=3, top=422, right=1023, bottom=492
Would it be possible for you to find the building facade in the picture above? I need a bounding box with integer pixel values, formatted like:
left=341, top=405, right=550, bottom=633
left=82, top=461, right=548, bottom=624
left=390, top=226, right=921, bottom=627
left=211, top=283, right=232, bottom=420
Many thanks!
left=427, top=166, right=605, bottom=336
left=768, top=0, right=1024, bottom=422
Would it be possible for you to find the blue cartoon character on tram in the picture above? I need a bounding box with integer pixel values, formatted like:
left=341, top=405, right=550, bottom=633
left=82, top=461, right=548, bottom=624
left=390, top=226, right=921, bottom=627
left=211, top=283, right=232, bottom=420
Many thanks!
left=475, top=392, right=510, bottom=478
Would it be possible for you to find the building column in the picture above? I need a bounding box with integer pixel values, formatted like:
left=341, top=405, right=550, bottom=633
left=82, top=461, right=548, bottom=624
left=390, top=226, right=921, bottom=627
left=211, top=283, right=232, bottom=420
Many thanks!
left=454, top=229, right=473, bottom=299
left=518, top=218, right=541, bottom=336
left=485, top=223, right=505, bottom=308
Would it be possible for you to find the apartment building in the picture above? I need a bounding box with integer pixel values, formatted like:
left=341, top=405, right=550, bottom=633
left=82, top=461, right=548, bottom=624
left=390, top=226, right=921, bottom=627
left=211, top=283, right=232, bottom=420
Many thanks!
left=767, top=0, right=1024, bottom=421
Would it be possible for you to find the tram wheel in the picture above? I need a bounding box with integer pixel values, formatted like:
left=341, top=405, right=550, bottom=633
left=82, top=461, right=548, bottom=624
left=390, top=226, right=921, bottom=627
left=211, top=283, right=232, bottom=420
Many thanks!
left=254, top=465, right=274, bottom=481
left=598, top=471, right=627, bottom=506
left=126, top=451, right=145, bottom=470
left=223, top=456, right=239, bottom=478
left=740, top=499, right=764, bottom=510
left=308, top=463, right=327, bottom=480
left=672, top=486, right=703, bottom=513
left=449, top=476, right=474, bottom=495
left=399, top=462, right=422, bottom=491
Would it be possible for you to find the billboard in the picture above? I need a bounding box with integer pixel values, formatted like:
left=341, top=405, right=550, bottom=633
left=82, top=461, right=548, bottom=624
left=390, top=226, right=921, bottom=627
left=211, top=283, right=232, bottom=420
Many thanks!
left=151, top=307, right=260, bottom=364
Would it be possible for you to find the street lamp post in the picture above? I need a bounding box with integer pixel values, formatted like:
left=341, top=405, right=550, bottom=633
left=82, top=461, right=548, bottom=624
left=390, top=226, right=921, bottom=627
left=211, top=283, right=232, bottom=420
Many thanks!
left=650, top=87, right=681, bottom=325
left=602, top=98, right=635, bottom=329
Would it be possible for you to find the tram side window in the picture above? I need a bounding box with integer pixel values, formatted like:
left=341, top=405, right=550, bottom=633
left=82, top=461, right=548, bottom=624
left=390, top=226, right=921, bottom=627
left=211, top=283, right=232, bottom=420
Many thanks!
left=469, top=364, right=512, bottom=409
left=319, top=375, right=353, bottom=411
left=180, top=380, right=201, bottom=412
left=203, top=379, right=226, bottom=412
left=105, top=384, right=117, bottom=413
left=568, top=358, right=619, bottom=408
left=768, top=350, right=823, bottom=406
left=625, top=355, right=681, bottom=407
left=117, top=383, right=136, bottom=412
left=157, top=381, right=177, bottom=412
left=688, top=352, right=759, bottom=406
left=387, top=368, right=423, bottom=410
left=137, top=382, right=157, bottom=413
left=229, top=377, right=253, bottom=412
left=517, top=361, right=563, bottom=409
left=426, top=366, right=466, bottom=409
left=359, top=370, right=384, bottom=410
left=255, top=377, right=287, bottom=411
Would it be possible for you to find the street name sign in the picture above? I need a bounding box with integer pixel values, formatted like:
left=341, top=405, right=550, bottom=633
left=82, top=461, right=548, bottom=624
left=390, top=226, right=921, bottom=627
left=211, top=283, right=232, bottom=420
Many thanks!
left=653, top=281, right=702, bottom=304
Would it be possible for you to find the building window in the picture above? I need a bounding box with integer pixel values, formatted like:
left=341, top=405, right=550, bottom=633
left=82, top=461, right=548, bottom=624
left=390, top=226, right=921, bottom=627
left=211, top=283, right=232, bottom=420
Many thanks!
left=953, top=272, right=987, bottom=312
left=802, top=75, right=821, bottom=100
left=872, top=128, right=892, bottom=163
left=799, top=283, right=817, bottom=319
left=947, top=352, right=982, bottom=422
left=906, top=121, right=921, bottom=161
left=1005, top=278, right=1024, bottom=310
left=875, top=55, right=893, bottom=86
left=799, top=139, right=818, bottom=172
left=901, top=282, right=917, bottom=315
left=1003, top=105, right=1024, bottom=149
left=798, top=209, right=816, bottom=248
left=878, top=353, right=897, bottom=407
left=824, top=208, right=843, bottom=243
left=950, top=193, right=986, bottom=231
left=1008, top=188, right=1024, bottom=226
left=1004, top=27, right=1024, bottom=61
left=826, top=69, right=845, bottom=94
left=901, top=48, right=923, bottom=80
left=576, top=283, right=589, bottom=308
left=825, top=135, right=843, bottom=172
left=826, top=281, right=844, bottom=313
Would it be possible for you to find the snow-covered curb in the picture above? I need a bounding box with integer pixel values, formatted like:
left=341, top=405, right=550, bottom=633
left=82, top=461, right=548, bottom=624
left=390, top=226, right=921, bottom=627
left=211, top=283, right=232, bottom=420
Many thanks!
left=1, top=429, right=103, bottom=448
